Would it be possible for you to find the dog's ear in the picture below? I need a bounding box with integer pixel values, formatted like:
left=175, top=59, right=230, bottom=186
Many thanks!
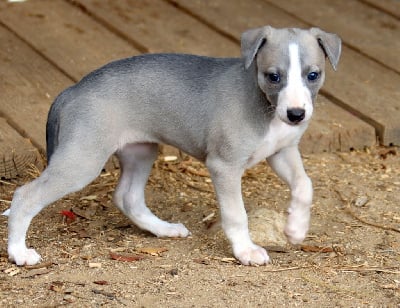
left=310, top=28, right=342, bottom=71
left=241, top=26, right=273, bottom=69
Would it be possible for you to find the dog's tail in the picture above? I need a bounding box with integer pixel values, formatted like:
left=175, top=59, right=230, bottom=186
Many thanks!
left=46, top=91, right=67, bottom=163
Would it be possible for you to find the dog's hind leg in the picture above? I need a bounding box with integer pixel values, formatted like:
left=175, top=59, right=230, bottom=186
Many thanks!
left=114, top=143, right=190, bottom=238
left=7, top=145, right=110, bottom=265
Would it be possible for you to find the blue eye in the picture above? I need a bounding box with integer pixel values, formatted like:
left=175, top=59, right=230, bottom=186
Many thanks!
left=267, top=73, right=281, bottom=83
left=307, top=72, right=319, bottom=81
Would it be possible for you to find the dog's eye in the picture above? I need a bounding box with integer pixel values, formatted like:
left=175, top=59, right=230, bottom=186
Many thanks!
left=267, top=73, right=281, bottom=83
left=307, top=72, right=319, bottom=81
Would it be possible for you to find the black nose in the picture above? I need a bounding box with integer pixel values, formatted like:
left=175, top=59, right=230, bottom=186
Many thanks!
left=287, top=108, right=305, bottom=123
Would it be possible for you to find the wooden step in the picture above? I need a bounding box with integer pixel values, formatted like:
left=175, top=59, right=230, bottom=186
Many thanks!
left=0, top=118, right=43, bottom=179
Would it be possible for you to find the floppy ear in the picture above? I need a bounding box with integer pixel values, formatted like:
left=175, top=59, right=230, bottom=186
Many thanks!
left=310, top=28, right=342, bottom=71
left=241, top=26, right=273, bottom=69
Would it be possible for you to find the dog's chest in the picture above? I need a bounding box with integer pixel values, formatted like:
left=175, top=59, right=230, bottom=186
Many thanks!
left=246, top=118, right=305, bottom=168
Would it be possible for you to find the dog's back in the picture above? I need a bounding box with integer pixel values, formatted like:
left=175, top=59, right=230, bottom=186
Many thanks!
left=45, top=54, right=255, bottom=162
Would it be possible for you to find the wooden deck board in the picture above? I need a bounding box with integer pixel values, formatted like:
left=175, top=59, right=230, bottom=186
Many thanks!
left=304, top=96, right=376, bottom=153
left=72, top=0, right=376, bottom=153
left=0, top=0, right=139, bottom=80
left=268, top=0, right=400, bottom=73
left=171, top=0, right=399, bottom=146
left=0, top=118, right=43, bottom=179
left=361, top=0, right=400, bottom=19
left=73, top=0, right=239, bottom=57
left=0, top=24, right=72, bottom=151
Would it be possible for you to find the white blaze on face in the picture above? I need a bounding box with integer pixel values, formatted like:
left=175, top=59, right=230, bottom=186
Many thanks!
left=277, top=43, right=313, bottom=124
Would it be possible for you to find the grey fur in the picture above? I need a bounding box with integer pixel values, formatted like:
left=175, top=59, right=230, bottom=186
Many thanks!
left=6, top=26, right=341, bottom=266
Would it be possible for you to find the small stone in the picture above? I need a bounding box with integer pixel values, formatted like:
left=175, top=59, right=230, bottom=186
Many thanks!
left=63, top=295, right=75, bottom=303
left=354, top=196, right=369, bottom=207
left=169, top=268, right=178, bottom=276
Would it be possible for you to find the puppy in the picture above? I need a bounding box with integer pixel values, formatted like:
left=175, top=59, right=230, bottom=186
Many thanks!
left=5, top=26, right=341, bottom=266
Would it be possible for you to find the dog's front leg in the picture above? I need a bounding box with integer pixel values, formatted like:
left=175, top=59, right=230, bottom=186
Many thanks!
left=267, top=146, right=313, bottom=244
left=207, top=159, right=270, bottom=265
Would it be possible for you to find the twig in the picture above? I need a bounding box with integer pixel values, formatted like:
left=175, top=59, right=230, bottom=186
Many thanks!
left=345, top=207, right=400, bottom=233
left=263, top=265, right=313, bottom=272
left=183, top=165, right=210, bottom=177
left=334, top=189, right=400, bottom=233
left=185, top=182, right=213, bottom=193
left=25, top=261, right=54, bottom=270
left=336, top=266, right=400, bottom=275
left=0, top=180, right=16, bottom=186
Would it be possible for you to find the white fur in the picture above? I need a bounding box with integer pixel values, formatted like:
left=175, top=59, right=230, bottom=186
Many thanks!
left=277, top=44, right=313, bottom=124
left=246, top=117, right=308, bottom=169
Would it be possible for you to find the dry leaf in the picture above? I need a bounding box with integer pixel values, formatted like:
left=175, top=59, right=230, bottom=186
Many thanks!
left=193, top=258, right=211, bottom=265
left=93, top=280, right=109, bottom=285
left=49, top=281, right=64, bottom=293
left=110, top=252, right=145, bottom=262
left=300, top=245, right=333, bottom=253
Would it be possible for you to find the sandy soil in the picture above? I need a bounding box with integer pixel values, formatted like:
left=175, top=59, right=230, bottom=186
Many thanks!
left=0, top=147, right=399, bottom=307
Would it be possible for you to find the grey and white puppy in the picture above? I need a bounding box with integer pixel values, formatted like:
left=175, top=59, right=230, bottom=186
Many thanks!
left=5, top=26, right=341, bottom=266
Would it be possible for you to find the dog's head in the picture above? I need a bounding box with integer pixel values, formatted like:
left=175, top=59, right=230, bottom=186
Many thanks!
left=241, top=26, right=341, bottom=125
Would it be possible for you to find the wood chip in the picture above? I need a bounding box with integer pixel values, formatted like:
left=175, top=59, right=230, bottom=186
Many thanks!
left=137, top=247, right=168, bottom=256
left=4, top=267, right=21, bottom=276
left=25, top=261, right=53, bottom=270
left=264, top=246, right=289, bottom=253
left=88, top=262, right=102, bottom=268
left=163, top=156, right=178, bottom=162
left=220, top=257, right=237, bottom=263
left=79, top=195, right=98, bottom=201
left=22, top=268, right=51, bottom=278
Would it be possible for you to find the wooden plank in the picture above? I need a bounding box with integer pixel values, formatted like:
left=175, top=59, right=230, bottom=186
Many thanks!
left=0, top=0, right=139, bottom=80
left=0, top=25, right=73, bottom=152
left=72, top=0, right=240, bottom=57
left=267, top=0, right=400, bottom=73
left=72, top=0, right=375, bottom=152
left=322, top=46, right=400, bottom=147
left=171, top=0, right=400, bottom=146
left=0, top=118, right=43, bottom=179
left=0, top=0, right=144, bottom=169
left=360, top=0, right=400, bottom=19
left=303, top=96, right=375, bottom=153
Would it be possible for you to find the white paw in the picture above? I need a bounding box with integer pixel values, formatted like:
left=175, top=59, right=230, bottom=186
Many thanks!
left=233, top=244, right=270, bottom=266
left=2, top=208, right=10, bottom=216
left=284, top=215, right=309, bottom=244
left=152, top=222, right=191, bottom=238
left=8, top=246, right=41, bottom=266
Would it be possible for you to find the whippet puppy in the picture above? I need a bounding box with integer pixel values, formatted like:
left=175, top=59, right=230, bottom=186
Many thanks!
left=5, top=26, right=341, bottom=266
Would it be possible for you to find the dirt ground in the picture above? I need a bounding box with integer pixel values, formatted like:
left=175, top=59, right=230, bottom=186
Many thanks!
left=0, top=146, right=399, bottom=307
